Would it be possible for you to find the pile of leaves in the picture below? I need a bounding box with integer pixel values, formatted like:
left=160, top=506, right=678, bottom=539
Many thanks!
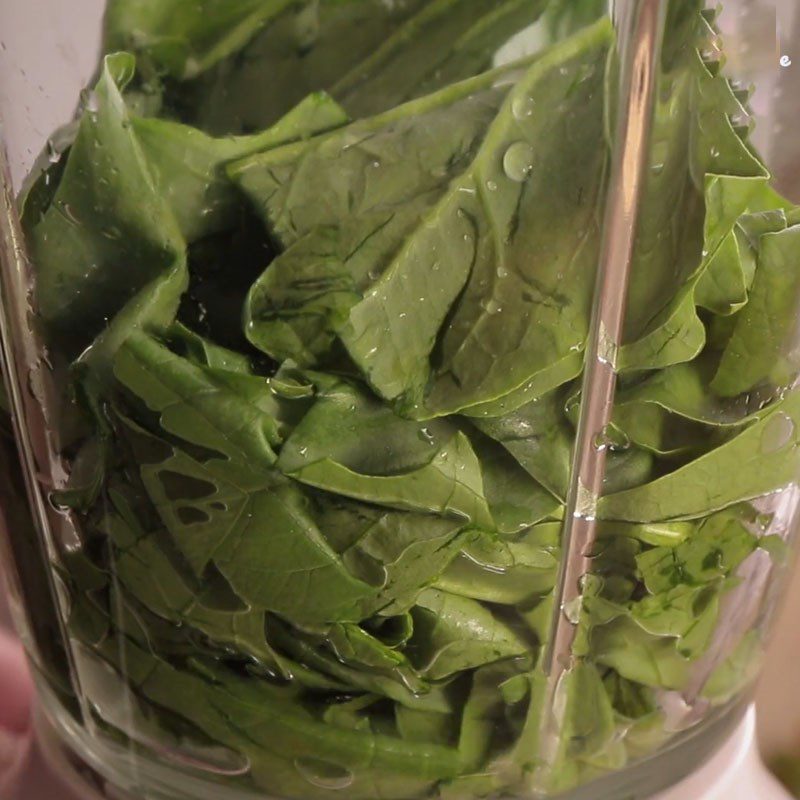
left=16, top=0, right=800, bottom=797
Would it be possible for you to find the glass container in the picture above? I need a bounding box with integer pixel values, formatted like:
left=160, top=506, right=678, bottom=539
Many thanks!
left=1, top=2, right=799, bottom=799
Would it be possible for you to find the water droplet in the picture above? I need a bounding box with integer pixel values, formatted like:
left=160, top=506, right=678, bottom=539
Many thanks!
left=496, top=266, right=508, bottom=279
left=270, top=377, right=315, bottom=400
left=710, top=146, right=721, bottom=159
left=649, top=139, right=670, bottom=176
left=593, top=425, right=629, bottom=452
left=761, top=413, right=795, bottom=454
left=46, top=140, right=61, bottom=164
left=593, top=430, right=613, bottom=452
left=511, top=94, right=535, bottom=121
left=418, top=427, right=435, bottom=445
left=298, top=447, right=309, bottom=458
left=60, top=203, right=81, bottom=226
left=731, top=111, right=751, bottom=130
left=294, top=758, right=354, bottom=790
left=101, top=225, right=123, bottom=241
left=503, top=142, right=535, bottom=183
left=480, top=299, right=502, bottom=315
left=80, top=88, right=99, bottom=115
left=371, top=160, right=381, bottom=169
left=756, top=512, right=774, bottom=532
left=486, top=180, right=498, bottom=192
left=562, top=596, right=582, bottom=624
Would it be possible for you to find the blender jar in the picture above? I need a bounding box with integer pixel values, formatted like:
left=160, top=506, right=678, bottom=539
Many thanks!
left=0, top=1, right=799, bottom=799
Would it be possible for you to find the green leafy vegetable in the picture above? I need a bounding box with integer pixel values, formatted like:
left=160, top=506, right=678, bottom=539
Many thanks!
left=16, top=3, right=800, bottom=800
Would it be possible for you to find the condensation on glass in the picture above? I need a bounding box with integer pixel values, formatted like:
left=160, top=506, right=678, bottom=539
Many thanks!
left=0, top=2, right=799, bottom=800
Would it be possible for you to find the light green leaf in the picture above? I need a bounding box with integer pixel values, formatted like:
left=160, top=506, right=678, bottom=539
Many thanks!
left=713, top=225, right=800, bottom=395
left=600, top=391, right=800, bottom=522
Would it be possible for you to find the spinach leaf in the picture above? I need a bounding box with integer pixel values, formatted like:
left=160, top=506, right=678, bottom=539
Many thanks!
left=95, top=632, right=463, bottom=795
left=114, top=332, right=285, bottom=469
left=712, top=225, right=800, bottom=395
left=434, top=526, right=560, bottom=605
left=619, top=15, right=770, bottom=371
left=26, top=3, right=800, bottom=798
left=113, top=339, right=376, bottom=623
left=339, top=512, right=479, bottom=617
left=407, top=589, right=528, bottom=680
left=235, top=72, right=513, bottom=365
left=331, top=0, right=549, bottom=118
left=600, top=391, right=800, bottom=522
left=134, top=92, right=349, bottom=242
left=607, top=356, right=763, bottom=456
left=173, top=0, right=546, bottom=135
left=233, top=21, right=611, bottom=416
left=269, top=621, right=452, bottom=714
left=473, top=389, right=574, bottom=500
left=344, top=22, right=611, bottom=416
left=278, top=380, right=492, bottom=525
left=467, top=428, right=562, bottom=533
left=179, top=0, right=431, bottom=134
left=635, top=507, right=757, bottom=594
left=29, top=54, right=186, bottom=360
left=104, top=0, right=293, bottom=80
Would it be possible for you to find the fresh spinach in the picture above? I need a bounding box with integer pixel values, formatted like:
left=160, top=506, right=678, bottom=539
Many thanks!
left=16, top=2, right=800, bottom=799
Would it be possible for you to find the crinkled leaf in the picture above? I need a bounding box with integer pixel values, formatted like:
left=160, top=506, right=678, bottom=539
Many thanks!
left=407, top=588, right=528, bottom=680
left=278, top=382, right=493, bottom=525
left=435, top=525, right=560, bottom=605
left=340, top=512, right=479, bottom=617
left=29, top=54, right=186, bottom=360
left=331, top=0, right=548, bottom=118
left=473, top=389, right=574, bottom=501
left=636, top=507, right=757, bottom=594
left=236, top=72, right=513, bottom=365
left=468, top=428, right=562, bottom=533
left=269, top=619, right=450, bottom=714
left=713, top=225, right=800, bottom=396
left=114, top=332, right=285, bottom=469
left=619, top=20, right=770, bottom=372
left=134, top=92, right=349, bottom=242
left=179, top=0, right=545, bottom=134
left=233, top=22, right=611, bottom=415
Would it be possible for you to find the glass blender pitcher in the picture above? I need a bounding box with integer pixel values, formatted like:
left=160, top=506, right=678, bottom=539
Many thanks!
left=0, top=1, right=799, bottom=799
